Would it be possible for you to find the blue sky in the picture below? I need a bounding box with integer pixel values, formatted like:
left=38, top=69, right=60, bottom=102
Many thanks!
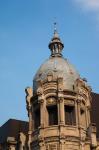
left=0, top=0, right=99, bottom=125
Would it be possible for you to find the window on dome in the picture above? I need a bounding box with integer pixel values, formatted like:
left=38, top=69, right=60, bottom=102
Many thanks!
left=65, top=105, right=76, bottom=125
left=47, top=105, right=58, bottom=126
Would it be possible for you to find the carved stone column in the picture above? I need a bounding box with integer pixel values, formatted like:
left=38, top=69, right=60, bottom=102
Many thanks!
left=28, top=105, right=33, bottom=150
left=37, top=83, right=45, bottom=128
left=86, top=96, right=91, bottom=128
left=77, top=99, right=82, bottom=150
left=75, top=100, right=78, bottom=127
left=80, top=142, right=85, bottom=150
left=58, top=97, right=64, bottom=125
left=57, top=77, right=64, bottom=125
left=25, top=87, right=33, bottom=150
left=87, top=106, right=91, bottom=127
left=77, top=99, right=81, bottom=127
left=85, top=105, right=89, bottom=128
left=38, top=97, right=45, bottom=128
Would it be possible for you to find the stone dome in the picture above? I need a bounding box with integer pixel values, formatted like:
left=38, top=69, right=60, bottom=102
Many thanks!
left=33, top=28, right=80, bottom=92
left=33, top=56, right=80, bottom=92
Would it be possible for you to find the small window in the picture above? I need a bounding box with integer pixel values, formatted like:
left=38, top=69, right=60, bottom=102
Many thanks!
left=47, top=105, right=58, bottom=126
left=65, top=105, right=76, bottom=125
left=34, top=109, right=40, bottom=129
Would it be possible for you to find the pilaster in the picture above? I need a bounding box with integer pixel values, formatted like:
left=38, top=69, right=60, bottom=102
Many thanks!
left=77, top=99, right=81, bottom=127
left=38, top=98, right=45, bottom=128
left=57, top=77, right=64, bottom=125
left=25, top=87, right=33, bottom=150
left=58, top=97, right=64, bottom=125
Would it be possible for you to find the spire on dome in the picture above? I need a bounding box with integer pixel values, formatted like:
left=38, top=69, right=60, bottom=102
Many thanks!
left=48, top=23, right=64, bottom=57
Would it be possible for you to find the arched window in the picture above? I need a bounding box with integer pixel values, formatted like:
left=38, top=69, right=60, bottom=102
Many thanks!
left=65, top=105, right=76, bottom=125
left=47, top=105, right=58, bottom=126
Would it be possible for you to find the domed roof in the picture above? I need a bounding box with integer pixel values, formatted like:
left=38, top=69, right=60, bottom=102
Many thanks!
left=33, top=27, right=80, bottom=92
left=33, top=57, right=80, bottom=92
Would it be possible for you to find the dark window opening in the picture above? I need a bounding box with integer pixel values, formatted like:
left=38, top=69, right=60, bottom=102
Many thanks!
left=47, top=105, right=58, bottom=125
left=65, top=105, right=76, bottom=125
left=34, top=109, right=40, bottom=129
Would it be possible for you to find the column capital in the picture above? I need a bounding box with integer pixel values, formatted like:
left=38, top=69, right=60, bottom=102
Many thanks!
left=38, top=97, right=44, bottom=104
left=60, top=134, right=65, bottom=140
left=38, top=135, right=44, bottom=143
left=58, top=92, right=63, bottom=98
left=77, top=99, right=81, bottom=104
left=37, top=86, right=43, bottom=96
left=58, top=97, right=64, bottom=103
left=39, top=99, right=44, bottom=104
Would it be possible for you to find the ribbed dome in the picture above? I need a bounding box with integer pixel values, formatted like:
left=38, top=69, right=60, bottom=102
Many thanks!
left=33, top=56, right=80, bottom=92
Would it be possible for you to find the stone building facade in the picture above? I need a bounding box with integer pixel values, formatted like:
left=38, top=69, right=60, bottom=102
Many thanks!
left=0, top=29, right=99, bottom=150
left=25, top=29, right=99, bottom=150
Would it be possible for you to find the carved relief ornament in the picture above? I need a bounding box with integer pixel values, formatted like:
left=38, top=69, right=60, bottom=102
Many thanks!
left=25, top=87, right=33, bottom=107
left=58, top=97, right=64, bottom=103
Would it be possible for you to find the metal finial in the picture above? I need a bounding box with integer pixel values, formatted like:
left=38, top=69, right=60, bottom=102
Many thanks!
left=54, top=22, right=57, bottom=33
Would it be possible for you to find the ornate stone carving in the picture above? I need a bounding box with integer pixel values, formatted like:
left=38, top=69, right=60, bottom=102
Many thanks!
left=60, top=134, right=65, bottom=140
left=47, top=72, right=53, bottom=82
left=37, top=86, right=45, bottom=104
left=25, top=87, right=33, bottom=107
left=47, top=97, right=56, bottom=105
left=58, top=97, right=64, bottom=103
left=38, top=98, right=44, bottom=104
left=64, top=99, right=74, bottom=105
left=9, top=146, right=16, bottom=150
left=38, top=135, right=44, bottom=143
left=76, top=99, right=81, bottom=104
left=19, top=132, right=26, bottom=150
left=37, top=87, right=43, bottom=96
left=57, top=77, right=63, bottom=92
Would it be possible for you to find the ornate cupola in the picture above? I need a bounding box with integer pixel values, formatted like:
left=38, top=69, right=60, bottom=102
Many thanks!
left=25, top=27, right=96, bottom=150
left=48, top=23, right=64, bottom=57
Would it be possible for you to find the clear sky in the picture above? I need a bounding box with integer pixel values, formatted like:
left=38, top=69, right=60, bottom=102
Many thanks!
left=0, top=0, right=99, bottom=125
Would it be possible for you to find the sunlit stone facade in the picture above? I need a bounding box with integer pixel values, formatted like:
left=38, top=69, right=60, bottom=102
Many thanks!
left=25, top=29, right=99, bottom=150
